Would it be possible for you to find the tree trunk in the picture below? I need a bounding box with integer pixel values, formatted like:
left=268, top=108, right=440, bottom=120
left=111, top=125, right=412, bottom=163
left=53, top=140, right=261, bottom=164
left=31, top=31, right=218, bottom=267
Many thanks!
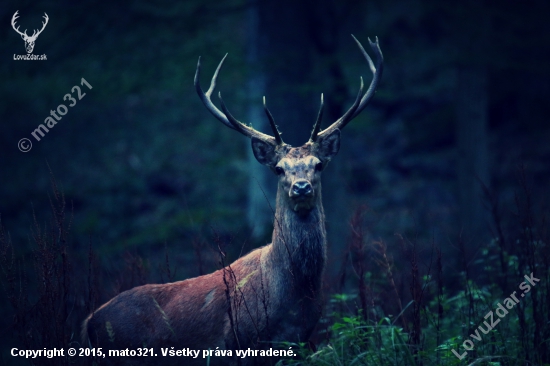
left=246, top=2, right=273, bottom=239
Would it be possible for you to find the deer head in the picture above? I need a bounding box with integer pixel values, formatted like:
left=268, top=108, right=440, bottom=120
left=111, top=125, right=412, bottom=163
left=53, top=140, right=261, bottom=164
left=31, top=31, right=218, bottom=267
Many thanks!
left=11, top=11, right=49, bottom=54
left=195, top=35, right=383, bottom=217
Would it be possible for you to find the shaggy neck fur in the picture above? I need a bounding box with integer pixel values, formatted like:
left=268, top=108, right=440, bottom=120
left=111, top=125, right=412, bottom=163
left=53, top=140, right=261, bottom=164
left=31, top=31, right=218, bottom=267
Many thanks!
left=269, top=183, right=326, bottom=288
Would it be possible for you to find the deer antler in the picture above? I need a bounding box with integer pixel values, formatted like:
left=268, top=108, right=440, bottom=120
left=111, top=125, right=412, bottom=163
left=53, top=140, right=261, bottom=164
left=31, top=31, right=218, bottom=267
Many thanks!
left=31, top=13, right=49, bottom=40
left=11, top=11, right=49, bottom=40
left=11, top=11, right=27, bottom=37
left=310, top=35, right=383, bottom=142
left=195, top=55, right=284, bottom=145
left=310, top=94, right=325, bottom=142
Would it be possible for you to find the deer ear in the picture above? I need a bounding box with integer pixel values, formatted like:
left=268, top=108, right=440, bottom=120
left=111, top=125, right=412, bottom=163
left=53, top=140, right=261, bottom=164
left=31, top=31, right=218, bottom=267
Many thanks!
left=318, top=129, right=340, bottom=161
left=251, top=137, right=277, bottom=167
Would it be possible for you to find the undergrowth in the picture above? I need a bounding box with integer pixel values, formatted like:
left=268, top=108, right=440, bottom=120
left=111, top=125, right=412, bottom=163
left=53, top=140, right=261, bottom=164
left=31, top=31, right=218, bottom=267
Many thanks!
left=1, top=168, right=549, bottom=366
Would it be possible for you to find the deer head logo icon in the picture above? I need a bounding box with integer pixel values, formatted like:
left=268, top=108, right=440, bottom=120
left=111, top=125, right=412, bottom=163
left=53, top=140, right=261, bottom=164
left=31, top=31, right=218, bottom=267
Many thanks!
left=11, top=11, right=49, bottom=54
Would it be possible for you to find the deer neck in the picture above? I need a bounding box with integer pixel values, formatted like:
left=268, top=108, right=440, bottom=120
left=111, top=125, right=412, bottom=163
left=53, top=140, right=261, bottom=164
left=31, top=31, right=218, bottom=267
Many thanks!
left=268, top=184, right=326, bottom=283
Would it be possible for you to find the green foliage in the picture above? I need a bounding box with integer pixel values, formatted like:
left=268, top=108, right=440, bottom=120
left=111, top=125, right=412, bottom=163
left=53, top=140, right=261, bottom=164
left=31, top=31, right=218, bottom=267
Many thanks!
left=278, top=316, right=411, bottom=366
left=277, top=278, right=549, bottom=366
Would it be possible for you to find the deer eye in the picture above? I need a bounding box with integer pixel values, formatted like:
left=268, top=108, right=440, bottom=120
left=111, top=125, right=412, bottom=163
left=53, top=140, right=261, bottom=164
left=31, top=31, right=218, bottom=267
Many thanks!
left=275, top=167, right=285, bottom=175
left=315, top=162, right=324, bottom=172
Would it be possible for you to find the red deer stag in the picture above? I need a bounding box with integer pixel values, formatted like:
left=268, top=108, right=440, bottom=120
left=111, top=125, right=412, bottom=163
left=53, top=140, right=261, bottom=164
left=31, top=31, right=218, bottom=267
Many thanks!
left=82, top=35, right=383, bottom=365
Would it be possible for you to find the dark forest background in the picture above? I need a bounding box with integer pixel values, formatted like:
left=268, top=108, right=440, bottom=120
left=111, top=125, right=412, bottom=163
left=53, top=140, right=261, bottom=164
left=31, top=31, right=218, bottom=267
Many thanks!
left=1, top=0, right=549, bottom=365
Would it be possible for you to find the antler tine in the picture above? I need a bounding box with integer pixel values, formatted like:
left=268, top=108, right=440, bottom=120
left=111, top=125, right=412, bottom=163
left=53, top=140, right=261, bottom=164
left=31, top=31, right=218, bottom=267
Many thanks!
left=218, top=92, right=278, bottom=143
left=349, top=36, right=383, bottom=120
left=317, top=35, right=383, bottom=139
left=195, top=55, right=279, bottom=144
left=263, top=96, right=283, bottom=145
left=11, top=11, right=26, bottom=37
left=318, top=77, right=364, bottom=138
left=194, top=54, right=234, bottom=130
left=217, top=92, right=248, bottom=131
left=34, top=13, right=49, bottom=37
left=309, top=94, right=324, bottom=142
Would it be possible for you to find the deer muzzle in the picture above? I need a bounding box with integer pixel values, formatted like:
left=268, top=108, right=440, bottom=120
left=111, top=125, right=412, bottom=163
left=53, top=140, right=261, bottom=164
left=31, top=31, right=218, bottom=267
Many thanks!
left=290, top=180, right=314, bottom=213
left=291, top=180, right=312, bottom=196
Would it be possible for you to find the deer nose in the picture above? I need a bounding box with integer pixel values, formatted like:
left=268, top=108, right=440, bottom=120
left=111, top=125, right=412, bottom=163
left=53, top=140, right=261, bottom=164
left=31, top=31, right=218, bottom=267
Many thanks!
left=291, top=181, right=312, bottom=197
